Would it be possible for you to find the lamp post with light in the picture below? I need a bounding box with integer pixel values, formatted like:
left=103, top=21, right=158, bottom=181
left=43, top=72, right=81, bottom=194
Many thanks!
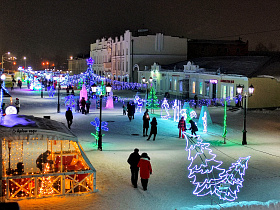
left=237, top=84, right=255, bottom=145
left=91, top=82, right=112, bottom=151
left=142, top=77, right=153, bottom=105
left=1, top=52, right=11, bottom=70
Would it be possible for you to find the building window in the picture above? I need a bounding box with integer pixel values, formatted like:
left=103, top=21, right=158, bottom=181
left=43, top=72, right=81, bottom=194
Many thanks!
left=205, top=82, right=210, bottom=96
left=174, top=79, right=177, bottom=91
left=179, top=81, right=183, bottom=92
left=192, top=81, right=196, bottom=94
left=170, top=79, right=172, bottom=90
left=199, top=82, right=203, bottom=95
left=222, top=85, right=227, bottom=98
left=230, top=86, right=234, bottom=99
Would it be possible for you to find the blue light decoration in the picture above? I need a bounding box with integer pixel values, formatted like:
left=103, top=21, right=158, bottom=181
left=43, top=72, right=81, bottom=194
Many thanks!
left=172, top=99, right=181, bottom=122
left=134, top=95, right=143, bottom=113
left=202, top=111, right=207, bottom=133
left=64, top=95, right=76, bottom=110
left=161, top=98, right=170, bottom=119
left=184, top=133, right=250, bottom=201
left=90, top=117, right=108, bottom=144
left=47, top=86, right=55, bottom=97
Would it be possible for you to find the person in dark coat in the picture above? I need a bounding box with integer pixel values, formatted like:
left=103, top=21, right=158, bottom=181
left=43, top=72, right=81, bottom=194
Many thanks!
left=122, top=104, right=127, bottom=115
left=127, top=102, right=133, bottom=121
left=65, top=107, right=73, bottom=129
left=15, top=98, right=20, bottom=114
left=142, top=109, right=150, bottom=137
left=147, top=117, right=157, bottom=141
left=178, top=116, right=186, bottom=138
left=189, top=119, right=198, bottom=137
left=36, top=150, right=53, bottom=172
left=137, top=153, right=152, bottom=191
left=80, top=97, right=86, bottom=114
left=76, top=99, right=80, bottom=112
left=86, top=99, right=91, bottom=114
left=131, top=102, right=136, bottom=119
left=127, top=148, right=141, bottom=188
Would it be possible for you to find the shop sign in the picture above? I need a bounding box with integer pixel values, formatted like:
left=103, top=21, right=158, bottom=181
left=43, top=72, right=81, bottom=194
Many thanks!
left=210, top=79, right=218, bottom=84
left=220, top=79, right=234, bottom=83
left=12, top=129, right=37, bottom=134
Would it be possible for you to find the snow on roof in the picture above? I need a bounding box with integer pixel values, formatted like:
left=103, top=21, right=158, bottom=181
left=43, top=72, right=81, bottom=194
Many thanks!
left=0, top=114, right=78, bottom=141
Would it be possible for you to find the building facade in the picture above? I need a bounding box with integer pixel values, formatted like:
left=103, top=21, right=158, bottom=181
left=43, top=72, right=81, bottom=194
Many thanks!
left=138, top=62, right=280, bottom=109
left=90, top=30, right=188, bottom=83
left=68, top=57, right=88, bottom=75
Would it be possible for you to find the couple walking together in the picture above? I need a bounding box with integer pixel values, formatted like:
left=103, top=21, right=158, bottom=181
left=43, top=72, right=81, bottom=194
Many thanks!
left=127, top=149, right=152, bottom=191
left=143, top=109, right=157, bottom=141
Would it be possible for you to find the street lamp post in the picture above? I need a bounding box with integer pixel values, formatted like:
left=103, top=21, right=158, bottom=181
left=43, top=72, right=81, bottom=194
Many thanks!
left=23, top=57, right=26, bottom=80
left=237, top=84, right=255, bottom=145
left=91, top=82, right=112, bottom=151
left=1, top=52, right=11, bottom=70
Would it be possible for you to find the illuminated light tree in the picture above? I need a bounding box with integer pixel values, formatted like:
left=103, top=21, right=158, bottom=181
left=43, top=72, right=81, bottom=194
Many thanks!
left=172, top=99, right=181, bottom=122
left=198, top=105, right=212, bottom=128
left=146, top=86, right=159, bottom=113
left=85, top=57, right=94, bottom=91
left=64, top=95, right=76, bottom=110
left=184, top=133, right=250, bottom=201
left=47, top=86, right=55, bottom=97
left=90, top=117, right=108, bottom=145
left=134, top=95, right=143, bottom=113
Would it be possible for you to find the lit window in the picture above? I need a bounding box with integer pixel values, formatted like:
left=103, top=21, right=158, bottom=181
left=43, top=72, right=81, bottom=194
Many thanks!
left=199, top=82, right=203, bottom=95
left=192, top=81, right=196, bottom=94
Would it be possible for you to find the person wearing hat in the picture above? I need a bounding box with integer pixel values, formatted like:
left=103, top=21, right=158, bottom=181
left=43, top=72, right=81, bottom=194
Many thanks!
left=127, top=148, right=140, bottom=188
left=137, top=152, right=152, bottom=191
left=15, top=98, right=20, bottom=114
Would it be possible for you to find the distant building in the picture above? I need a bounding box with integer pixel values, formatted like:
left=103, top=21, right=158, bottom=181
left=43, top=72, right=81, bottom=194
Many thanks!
left=187, top=39, right=248, bottom=58
left=138, top=56, right=280, bottom=109
left=68, top=57, right=88, bottom=75
left=90, top=30, right=188, bottom=82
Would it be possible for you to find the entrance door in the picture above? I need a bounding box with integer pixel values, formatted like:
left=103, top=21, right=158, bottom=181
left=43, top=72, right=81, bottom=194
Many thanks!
left=212, top=83, right=217, bottom=99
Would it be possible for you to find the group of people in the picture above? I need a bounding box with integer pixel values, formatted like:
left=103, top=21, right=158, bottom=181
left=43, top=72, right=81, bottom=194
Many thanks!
left=126, top=101, right=135, bottom=121
left=76, top=97, right=91, bottom=114
left=127, top=149, right=152, bottom=191
left=178, top=117, right=198, bottom=138
left=142, top=109, right=157, bottom=141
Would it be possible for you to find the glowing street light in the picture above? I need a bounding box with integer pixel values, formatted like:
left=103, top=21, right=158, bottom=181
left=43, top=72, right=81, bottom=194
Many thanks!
left=1, top=52, right=11, bottom=70
left=237, top=84, right=255, bottom=145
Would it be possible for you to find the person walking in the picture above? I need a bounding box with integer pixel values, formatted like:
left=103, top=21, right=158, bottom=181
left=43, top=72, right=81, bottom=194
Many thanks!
left=189, top=119, right=198, bottom=137
left=65, top=107, right=73, bottom=129
left=127, top=102, right=133, bottom=121
left=131, top=102, right=135, bottom=119
left=147, top=117, right=157, bottom=141
left=127, top=148, right=141, bottom=188
left=142, top=109, right=150, bottom=137
left=122, top=104, right=127, bottom=115
left=137, top=153, right=152, bottom=191
left=15, top=98, right=20, bottom=114
left=178, top=116, right=186, bottom=138
left=86, top=99, right=91, bottom=114
left=80, top=97, right=86, bottom=114
left=76, top=99, right=80, bottom=113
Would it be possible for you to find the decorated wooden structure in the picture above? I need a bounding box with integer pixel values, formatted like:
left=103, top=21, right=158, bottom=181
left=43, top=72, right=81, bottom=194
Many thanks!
left=0, top=114, right=96, bottom=200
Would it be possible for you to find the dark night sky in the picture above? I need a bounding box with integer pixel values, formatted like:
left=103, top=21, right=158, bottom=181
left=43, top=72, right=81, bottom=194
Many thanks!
left=1, top=0, right=280, bottom=69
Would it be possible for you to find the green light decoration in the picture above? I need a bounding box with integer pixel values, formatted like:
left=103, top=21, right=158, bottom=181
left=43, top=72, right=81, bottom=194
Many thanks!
left=222, top=100, right=227, bottom=144
left=146, top=86, right=159, bottom=113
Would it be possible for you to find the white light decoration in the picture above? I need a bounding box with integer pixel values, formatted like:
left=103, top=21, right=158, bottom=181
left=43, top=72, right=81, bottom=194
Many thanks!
left=5, top=106, right=17, bottom=115
left=202, top=111, right=207, bottom=133
left=161, top=98, right=170, bottom=119
left=172, top=99, right=181, bottom=122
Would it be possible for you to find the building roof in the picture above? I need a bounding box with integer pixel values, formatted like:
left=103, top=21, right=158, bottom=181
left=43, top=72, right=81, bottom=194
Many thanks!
left=162, top=56, right=280, bottom=78
left=0, top=114, right=78, bottom=142
left=188, top=39, right=248, bottom=45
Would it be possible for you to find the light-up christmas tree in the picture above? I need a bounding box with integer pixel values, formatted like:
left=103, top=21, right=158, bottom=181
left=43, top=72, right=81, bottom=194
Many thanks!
left=84, top=58, right=94, bottom=92
left=184, top=133, right=250, bottom=202
left=90, top=117, right=108, bottom=145
left=146, top=86, right=159, bottom=113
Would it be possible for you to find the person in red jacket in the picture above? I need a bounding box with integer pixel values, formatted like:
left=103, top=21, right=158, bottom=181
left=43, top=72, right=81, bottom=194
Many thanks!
left=137, top=153, right=152, bottom=191
left=178, top=116, right=186, bottom=138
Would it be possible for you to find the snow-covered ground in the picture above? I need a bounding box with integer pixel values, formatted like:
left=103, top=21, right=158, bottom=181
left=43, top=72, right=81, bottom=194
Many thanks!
left=3, top=87, right=280, bottom=210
